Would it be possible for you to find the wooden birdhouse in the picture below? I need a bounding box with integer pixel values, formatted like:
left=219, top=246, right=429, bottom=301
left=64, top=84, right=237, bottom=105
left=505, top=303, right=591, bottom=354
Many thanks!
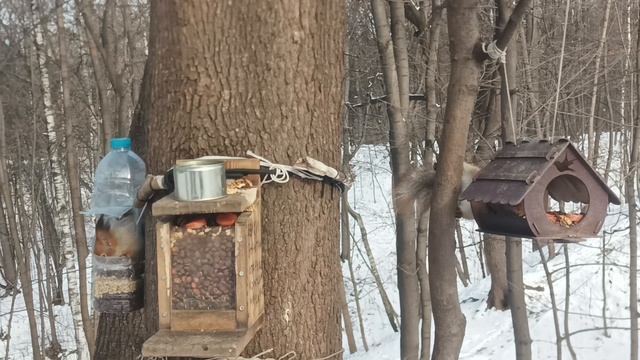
left=460, top=139, right=620, bottom=243
left=143, top=159, right=263, bottom=358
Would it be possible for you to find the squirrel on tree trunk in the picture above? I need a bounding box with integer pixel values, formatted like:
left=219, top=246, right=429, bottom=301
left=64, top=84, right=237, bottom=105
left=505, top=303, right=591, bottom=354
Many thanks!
left=396, top=162, right=481, bottom=220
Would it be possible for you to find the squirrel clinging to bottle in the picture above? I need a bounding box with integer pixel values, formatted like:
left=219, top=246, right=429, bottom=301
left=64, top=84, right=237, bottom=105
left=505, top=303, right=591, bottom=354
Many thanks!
left=94, top=213, right=143, bottom=259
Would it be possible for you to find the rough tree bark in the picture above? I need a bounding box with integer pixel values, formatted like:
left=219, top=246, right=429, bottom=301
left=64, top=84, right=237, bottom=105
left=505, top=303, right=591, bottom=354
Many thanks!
left=428, top=1, right=481, bottom=358
left=95, top=1, right=345, bottom=359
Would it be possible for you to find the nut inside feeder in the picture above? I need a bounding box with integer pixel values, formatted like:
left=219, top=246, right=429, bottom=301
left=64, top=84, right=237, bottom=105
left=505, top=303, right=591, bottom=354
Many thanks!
left=143, top=159, right=263, bottom=359
left=461, top=139, right=620, bottom=242
left=171, top=216, right=237, bottom=312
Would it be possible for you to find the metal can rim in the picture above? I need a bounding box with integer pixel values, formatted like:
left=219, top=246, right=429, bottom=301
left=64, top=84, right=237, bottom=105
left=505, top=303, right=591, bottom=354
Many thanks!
left=175, top=159, right=225, bottom=169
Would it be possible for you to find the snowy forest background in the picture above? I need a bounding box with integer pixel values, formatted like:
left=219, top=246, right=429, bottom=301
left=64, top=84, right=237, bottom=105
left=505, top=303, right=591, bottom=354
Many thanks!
left=0, top=0, right=638, bottom=359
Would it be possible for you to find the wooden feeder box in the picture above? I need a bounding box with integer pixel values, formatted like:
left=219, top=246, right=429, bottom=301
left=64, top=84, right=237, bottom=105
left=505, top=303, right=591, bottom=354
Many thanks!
left=143, top=159, right=263, bottom=358
left=460, top=139, right=620, bottom=243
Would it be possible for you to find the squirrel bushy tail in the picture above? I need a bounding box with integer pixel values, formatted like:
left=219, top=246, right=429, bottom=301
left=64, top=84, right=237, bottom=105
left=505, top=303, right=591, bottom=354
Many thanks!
left=394, top=162, right=480, bottom=220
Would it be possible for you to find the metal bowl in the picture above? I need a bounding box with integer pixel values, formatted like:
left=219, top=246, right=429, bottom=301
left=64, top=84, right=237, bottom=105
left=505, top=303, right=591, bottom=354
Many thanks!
left=173, top=159, right=226, bottom=201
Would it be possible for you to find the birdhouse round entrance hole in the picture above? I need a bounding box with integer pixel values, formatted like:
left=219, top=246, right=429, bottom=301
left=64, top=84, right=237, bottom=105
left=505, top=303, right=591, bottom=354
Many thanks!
left=461, top=139, right=620, bottom=242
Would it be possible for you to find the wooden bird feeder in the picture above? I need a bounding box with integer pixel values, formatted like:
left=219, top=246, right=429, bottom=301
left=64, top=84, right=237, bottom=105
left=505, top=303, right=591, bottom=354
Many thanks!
left=143, top=159, right=264, bottom=358
left=460, top=139, right=620, bottom=243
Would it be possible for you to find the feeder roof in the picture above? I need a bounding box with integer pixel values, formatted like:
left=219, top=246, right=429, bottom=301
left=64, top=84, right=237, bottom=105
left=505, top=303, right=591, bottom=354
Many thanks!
left=461, top=139, right=621, bottom=206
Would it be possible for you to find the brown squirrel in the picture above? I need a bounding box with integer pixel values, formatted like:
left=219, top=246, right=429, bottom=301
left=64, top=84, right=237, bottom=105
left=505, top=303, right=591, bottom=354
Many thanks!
left=396, top=162, right=481, bottom=220
left=94, top=213, right=143, bottom=259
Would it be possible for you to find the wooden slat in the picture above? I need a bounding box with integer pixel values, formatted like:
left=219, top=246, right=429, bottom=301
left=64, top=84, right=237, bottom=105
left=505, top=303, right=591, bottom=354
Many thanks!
left=247, top=202, right=264, bottom=326
left=171, top=310, right=237, bottom=332
left=152, top=190, right=257, bottom=216
left=157, top=221, right=172, bottom=329
left=142, top=316, right=263, bottom=358
left=235, top=213, right=250, bottom=328
left=223, top=159, right=259, bottom=171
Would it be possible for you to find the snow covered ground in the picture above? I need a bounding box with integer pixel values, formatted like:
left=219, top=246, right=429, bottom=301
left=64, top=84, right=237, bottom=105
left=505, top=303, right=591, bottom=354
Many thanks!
left=0, top=143, right=635, bottom=359
left=344, top=144, right=634, bottom=360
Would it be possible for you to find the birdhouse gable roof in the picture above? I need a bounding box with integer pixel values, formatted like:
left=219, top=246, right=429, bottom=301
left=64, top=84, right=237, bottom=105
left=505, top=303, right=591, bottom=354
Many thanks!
left=461, top=139, right=621, bottom=206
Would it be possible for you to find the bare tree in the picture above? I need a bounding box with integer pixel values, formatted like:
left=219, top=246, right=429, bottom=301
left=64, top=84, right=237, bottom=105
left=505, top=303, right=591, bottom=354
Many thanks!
left=56, top=0, right=95, bottom=353
left=30, top=0, right=89, bottom=356
left=369, top=1, right=419, bottom=358
left=537, top=246, right=562, bottom=359
left=586, top=0, right=612, bottom=164
left=627, top=10, right=640, bottom=358
left=76, top=0, right=130, bottom=137
left=497, top=0, right=532, bottom=358
left=0, top=99, right=42, bottom=360
left=427, top=0, right=481, bottom=357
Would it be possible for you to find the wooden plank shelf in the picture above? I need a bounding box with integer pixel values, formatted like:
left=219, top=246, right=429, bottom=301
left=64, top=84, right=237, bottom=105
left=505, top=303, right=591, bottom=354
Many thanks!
left=142, top=317, right=263, bottom=358
left=152, top=188, right=257, bottom=216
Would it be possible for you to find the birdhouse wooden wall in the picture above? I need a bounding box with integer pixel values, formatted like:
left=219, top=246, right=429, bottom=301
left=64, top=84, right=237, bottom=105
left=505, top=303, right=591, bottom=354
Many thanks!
left=143, top=159, right=263, bottom=359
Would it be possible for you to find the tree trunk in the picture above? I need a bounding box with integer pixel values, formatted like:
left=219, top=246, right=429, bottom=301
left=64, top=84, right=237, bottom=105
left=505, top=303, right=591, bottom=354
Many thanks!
left=537, top=246, right=562, bottom=360
left=338, top=265, right=357, bottom=354
left=77, top=0, right=129, bottom=137
left=455, top=221, right=470, bottom=286
left=476, top=82, right=509, bottom=311
left=428, top=1, right=481, bottom=358
left=56, top=0, right=95, bottom=354
left=498, top=1, right=532, bottom=356
left=0, top=178, right=16, bottom=289
left=30, top=0, right=89, bottom=357
left=416, top=208, right=431, bottom=360
left=422, top=0, right=444, bottom=166
left=0, top=100, right=42, bottom=360
left=506, top=239, right=531, bottom=360
left=80, top=20, right=114, bottom=155
left=94, top=312, right=145, bottom=359
left=95, top=2, right=346, bottom=359
left=627, top=12, right=640, bottom=358
left=418, top=1, right=441, bottom=342
left=346, top=203, right=398, bottom=332
left=562, top=246, right=577, bottom=360
left=586, top=0, right=612, bottom=164
left=485, top=233, right=508, bottom=309
left=417, top=0, right=439, bottom=342
left=370, top=1, right=419, bottom=359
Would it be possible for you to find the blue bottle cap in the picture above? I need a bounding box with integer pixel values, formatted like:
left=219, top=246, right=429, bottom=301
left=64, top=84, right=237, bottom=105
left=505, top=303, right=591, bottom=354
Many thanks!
left=111, top=138, right=132, bottom=150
